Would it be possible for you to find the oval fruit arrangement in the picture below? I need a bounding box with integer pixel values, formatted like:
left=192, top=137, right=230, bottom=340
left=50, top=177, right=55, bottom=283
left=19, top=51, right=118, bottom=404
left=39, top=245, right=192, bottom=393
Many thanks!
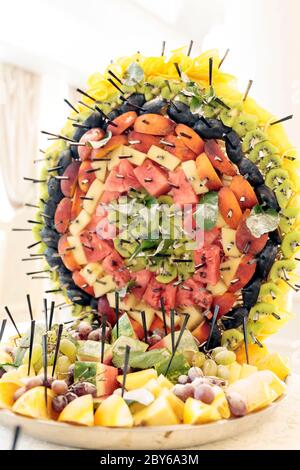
left=2, top=46, right=299, bottom=427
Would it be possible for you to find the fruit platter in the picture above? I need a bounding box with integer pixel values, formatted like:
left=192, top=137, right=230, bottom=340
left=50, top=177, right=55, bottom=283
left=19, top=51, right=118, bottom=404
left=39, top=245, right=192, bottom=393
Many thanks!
left=0, top=45, right=299, bottom=449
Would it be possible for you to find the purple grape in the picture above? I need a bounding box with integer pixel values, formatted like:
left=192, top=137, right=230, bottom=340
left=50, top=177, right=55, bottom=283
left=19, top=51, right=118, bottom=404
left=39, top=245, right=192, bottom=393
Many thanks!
left=178, top=374, right=188, bottom=384
left=193, top=384, right=215, bottom=404
left=25, top=375, right=44, bottom=390
left=227, top=392, right=247, bottom=417
left=188, top=366, right=203, bottom=382
left=65, top=391, right=78, bottom=403
left=71, top=381, right=97, bottom=397
left=77, top=321, right=93, bottom=339
left=51, top=380, right=68, bottom=395
left=52, top=395, right=68, bottom=413
left=172, top=384, right=194, bottom=401
left=148, top=334, right=162, bottom=347
left=88, top=329, right=101, bottom=341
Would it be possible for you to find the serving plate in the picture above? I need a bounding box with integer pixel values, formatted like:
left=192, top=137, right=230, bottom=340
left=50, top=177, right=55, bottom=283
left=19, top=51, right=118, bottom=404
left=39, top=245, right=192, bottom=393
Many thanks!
left=0, top=392, right=286, bottom=449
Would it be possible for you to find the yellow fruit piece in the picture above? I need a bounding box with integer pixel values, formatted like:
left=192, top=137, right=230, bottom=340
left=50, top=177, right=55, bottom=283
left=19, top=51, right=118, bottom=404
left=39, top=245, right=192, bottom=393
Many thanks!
left=0, top=382, right=20, bottom=409
left=157, top=374, right=173, bottom=390
left=183, top=397, right=221, bottom=425
left=134, top=396, right=179, bottom=426
left=212, top=388, right=230, bottom=419
left=159, top=388, right=184, bottom=421
left=12, top=386, right=54, bottom=419
left=236, top=343, right=269, bottom=366
left=0, top=350, right=13, bottom=364
left=256, top=353, right=290, bottom=381
left=255, top=370, right=286, bottom=398
left=0, top=370, right=24, bottom=387
left=59, top=394, right=94, bottom=427
left=240, top=364, right=258, bottom=379
left=143, top=379, right=162, bottom=399
left=94, top=395, right=133, bottom=427
left=17, top=364, right=35, bottom=378
left=117, top=369, right=157, bottom=391
left=229, top=362, right=242, bottom=384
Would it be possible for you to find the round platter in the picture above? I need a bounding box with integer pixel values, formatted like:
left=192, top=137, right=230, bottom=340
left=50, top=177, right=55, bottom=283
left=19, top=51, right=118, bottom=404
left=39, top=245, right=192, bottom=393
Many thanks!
left=0, top=391, right=286, bottom=449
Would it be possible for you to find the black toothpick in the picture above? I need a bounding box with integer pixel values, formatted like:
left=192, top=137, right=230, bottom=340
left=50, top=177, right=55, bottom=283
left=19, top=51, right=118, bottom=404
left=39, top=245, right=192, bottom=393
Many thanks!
left=165, top=313, right=190, bottom=375
left=0, top=319, right=7, bottom=343
left=4, top=306, right=21, bottom=338
left=11, top=426, right=21, bottom=450
left=218, top=48, right=230, bottom=69
left=121, top=345, right=130, bottom=398
left=52, top=323, right=63, bottom=377
left=243, top=79, right=253, bottom=102
left=270, top=114, right=293, bottom=126
left=160, top=297, right=168, bottom=335
left=25, top=203, right=40, bottom=209
left=42, top=334, right=48, bottom=409
left=76, top=88, right=96, bottom=102
left=26, top=294, right=33, bottom=321
left=206, top=304, right=220, bottom=349
left=170, top=308, right=175, bottom=355
left=101, top=314, right=107, bottom=363
left=242, top=316, right=249, bottom=364
left=64, top=98, right=79, bottom=114
left=108, top=70, right=123, bottom=85
left=49, top=301, right=55, bottom=330
left=12, top=228, right=32, bottom=232
left=173, top=62, right=182, bottom=79
left=187, top=40, right=193, bottom=57
left=44, top=298, right=48, bottom=331
left=115, top=291, right=119, bottom=338
left=209, top=57, right=213, bottom=86
left=140, top=311, right=148, bottom=343
left=161, top=40, right=166, bottom=56
left=107, top=78, right=124, bottom=94
left=28, top=320, right=35, bottom=375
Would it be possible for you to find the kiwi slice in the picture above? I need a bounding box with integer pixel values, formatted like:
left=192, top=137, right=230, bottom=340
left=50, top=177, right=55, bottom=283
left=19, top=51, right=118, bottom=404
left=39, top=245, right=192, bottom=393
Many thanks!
left=125, top=257, right=147, bottom=272
left=220, top=102, right=242, bottom=127
left=114, top=238, right=138, bottom=258
left=279, top=207, right=300, bottom=233
left=259, top=153, right=282, bottom=172
left=246, top=321, right=265, bottom=344
left=248, top=141, right=279, bottom=165
left=265, top=168, right=290, bottom=189
left=274, top=180, right=293, bottom=209
left=158, top=195, right=173, bottom=206
left=202, top=103, right=220, bottom=118
left=176, top=258, right=195, bottom=280
left=221, top=329, right=244, bottom=351
left=155, top=261, right=177, bottom=283
left=281, top=231, right=300, bottom=258
left=232, top=113, right=258, bottom=138
left=242, top=129, right=267, bottom=152
left=259, top=282, right=281, bottom=302
left=248, top=302, right=279, bottom=322
left=269, top=259, right=296, bottom=282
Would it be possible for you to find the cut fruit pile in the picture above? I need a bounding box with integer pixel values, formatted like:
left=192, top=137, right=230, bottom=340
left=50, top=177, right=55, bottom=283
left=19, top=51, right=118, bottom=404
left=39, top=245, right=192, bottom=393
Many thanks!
left=5, top=47, right=299, bottom=428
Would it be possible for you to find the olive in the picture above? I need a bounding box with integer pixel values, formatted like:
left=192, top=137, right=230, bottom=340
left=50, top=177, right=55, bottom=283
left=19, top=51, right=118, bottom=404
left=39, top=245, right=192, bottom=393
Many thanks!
left=237, top=158, right=264, bottom=187
left=222, top=307, right=248, bottom=329
left=225, top=131, right=243, bottom=163
left=119, top=93, right=145, bottom=113
left=140, top=98, right=168, bottom=115
left=57, top=149, right=73, bottom=173
left=47, top=177, right=64, bottom=203
left=167, top=101, right=196, bottom=126
left=45, top=247, right=62, bottom=269
left=255, top=184, right=280, bottom=211
left=40, top=227, right=59, bottom=249
left=193, top=118, right=230, bottom=140
left=66, top=288, right=92, bottom=306
left=242, top=276, right=262, bottom=309
left=256, top=240, right=278, bottom=279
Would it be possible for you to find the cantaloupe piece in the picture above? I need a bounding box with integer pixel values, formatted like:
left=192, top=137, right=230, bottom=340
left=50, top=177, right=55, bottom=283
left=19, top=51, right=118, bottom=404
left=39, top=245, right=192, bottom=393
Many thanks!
left=58, top=394, right=94, bottom=426
left=12, top=386, right=54, bottom=419
left=94, top=394, right=133, bottom=427
left=0, top=382, right=20, bottom=409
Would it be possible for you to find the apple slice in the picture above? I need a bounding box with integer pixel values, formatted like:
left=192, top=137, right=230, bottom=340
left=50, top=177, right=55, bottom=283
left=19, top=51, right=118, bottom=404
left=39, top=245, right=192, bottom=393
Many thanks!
left=67, top=235, right=87, bottom=265
left=69, top=210, right=91, bottom=236
left=61, top=161, right=80, bottom=197
left=82, top=179, right=104, bottom=215
left=91, top=160, right=107, bottom=182
left=106, top=292, right=137, bottom=310
left=220, top=257, right=241, bottom=287
left=221, top=228, right=241, bottom=257
left=108, top=145, right=147, bottom=170
left=147, top=145, right=181, bottom=171
left=93, top=275, right=116, bottom=298
left=206, top=279, right=228, bottom=296
left=181, top=160, right=209, bottom=195
left=80, top=262, right=104, bottom=286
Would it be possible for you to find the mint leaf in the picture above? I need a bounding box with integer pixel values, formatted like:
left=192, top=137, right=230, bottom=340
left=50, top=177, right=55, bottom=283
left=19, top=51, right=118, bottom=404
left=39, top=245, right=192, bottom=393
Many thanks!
left=86, top=130, right=112, bottom=149
left=196, top=191, right=219, bottom=231
left=246, top=206, right=280, bottom=238
left=124, top=62, right=144, bottom=86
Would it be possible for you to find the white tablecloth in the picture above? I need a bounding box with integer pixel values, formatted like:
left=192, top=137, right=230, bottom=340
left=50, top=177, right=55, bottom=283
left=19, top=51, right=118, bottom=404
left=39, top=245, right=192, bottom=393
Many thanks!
left=0, top=375, right=299, bottom=450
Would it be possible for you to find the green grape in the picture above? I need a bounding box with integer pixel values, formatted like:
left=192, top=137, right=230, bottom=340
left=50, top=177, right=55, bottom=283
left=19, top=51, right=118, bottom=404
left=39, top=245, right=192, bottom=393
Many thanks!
left=211, top=347, right=227, bottom=359
left=59, top=339, right=77, bottom=363
left=214, top=350, right=236, bottom=366
left=217, top=365, right=230, bottom=380
left=56, top=355, right=71, bottom=378
left=192, top=352, right=206, bottom=368
left=202, top=359, right=217, bottom=376
left=22, top=344, right=43, bottom=367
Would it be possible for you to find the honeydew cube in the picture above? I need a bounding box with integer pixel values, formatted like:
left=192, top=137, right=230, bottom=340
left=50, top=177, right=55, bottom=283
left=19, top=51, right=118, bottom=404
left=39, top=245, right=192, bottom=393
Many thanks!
left=182, top=160, right=209, bottom=195
left=221, top=228, right=241, bottom=257
left=91, top=160, right=107, bottom=182
left=69, top=210, right=91, bottom=236
left=82, top=179, right=104, bottom=215
left=93, top=275, right=116, bottom=298
left=80, top=262, right=104, bottom=286
left=147, top=145, right=181, bottom=170
left=207, top=280, right=227, bottom=295
left=220, top=257, right=241, bottom=286
left=67, top=235, right=87, bottom=265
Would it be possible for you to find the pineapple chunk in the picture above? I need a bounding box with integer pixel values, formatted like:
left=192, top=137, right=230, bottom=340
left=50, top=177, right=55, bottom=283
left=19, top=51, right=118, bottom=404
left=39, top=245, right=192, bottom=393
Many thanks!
left=216, top=212, right=227, bottom=228
left=177, top=305, right=203, bottom=330
left=128, top=302, right=155, bottom=330
left=147, top=145, right=180, bottom=170
left=93, top=275, right=116, bottom=298
left=182, top=160, right=209, bottom=195
left=106, top=292, right=137, bottom=310
left=117, top=369, right=158, bottom=391
left=67, top=236, right=87, bottom=265
left=156, top=309, right=181, bottom=328
left=221, top=228, right=241, bottom=257
left=91, top=160, right=107, bottom=182
left=220, top=257, right=241, bottom=286
left=80, top=262, right=104, bottom=286
left=82, top=179, right=104, bottom=215
left=134, top=396, right=179, bottom=426
left=207, top=280, right=227, bottom=295
left=108, top=145, right=147, bottom=170
left=69, top=210, right=91, bottom=236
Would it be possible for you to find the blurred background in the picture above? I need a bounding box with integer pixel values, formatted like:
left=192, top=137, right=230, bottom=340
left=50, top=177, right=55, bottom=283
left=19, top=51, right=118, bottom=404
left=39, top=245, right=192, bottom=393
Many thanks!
left=0, top=0, right=299, bottom=365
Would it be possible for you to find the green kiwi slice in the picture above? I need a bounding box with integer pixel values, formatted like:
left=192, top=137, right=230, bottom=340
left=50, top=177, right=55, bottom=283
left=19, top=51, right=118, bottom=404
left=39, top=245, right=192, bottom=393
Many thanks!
left=220, top=102, right=242, bottom=127
left=265, top=168, right=290, bottom=189
left=248, top=141, right=279, bottom=165
left=155, top=261, right=178, bottom=283
left=114, top=237, right=138, bottom=258
left=259, top=282, right=282, bottom=302
left=274, top=181, right=293, bottom=209
left=281, top=231, right=300, bottom=258
left=269, top=259, right=296, bottom=281
left=232, top=113, right=258, bottom=137
left=221, top=329, right=244, bottom=350
left=125, top=257, right=147, bottom=272
left=242, top=129, right=267, bottom=152
left=260, top=153, right=282, bottom=172
left=248, top=302, right=280, bottom=322
left=279, top=207, right=300, bottom=233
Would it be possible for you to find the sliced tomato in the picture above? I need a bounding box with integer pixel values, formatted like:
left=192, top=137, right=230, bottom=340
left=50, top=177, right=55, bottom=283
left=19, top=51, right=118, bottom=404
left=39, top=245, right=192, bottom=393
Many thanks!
left=212, top=292, right=236, bottom=318
left=204, top=140, right=237, bottom=176
left=236, top=210, right=268, bottom=255
left=72, top=271, right=94, bottom=296
left=127, top=131, right=161, bottom=153
left=131, top=269, right=153, bottom=301
left=104, top=159, right=141, bottom=193
left=163, top=134, right=197, bottom=162
left=134, top=159, right=169, bottom=197
left=228, top=254, right=257, bottom=293
left=193, top=245, right=221, bottom=285
left=54, top=197, right=72, bottom=234
left=79, top=232, right=112, bottom=262
left=175, top=124, right=204, bottom=154
left=169, top=169, right=198, bottom=205
left=78, top=128, right=105, bottom=161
